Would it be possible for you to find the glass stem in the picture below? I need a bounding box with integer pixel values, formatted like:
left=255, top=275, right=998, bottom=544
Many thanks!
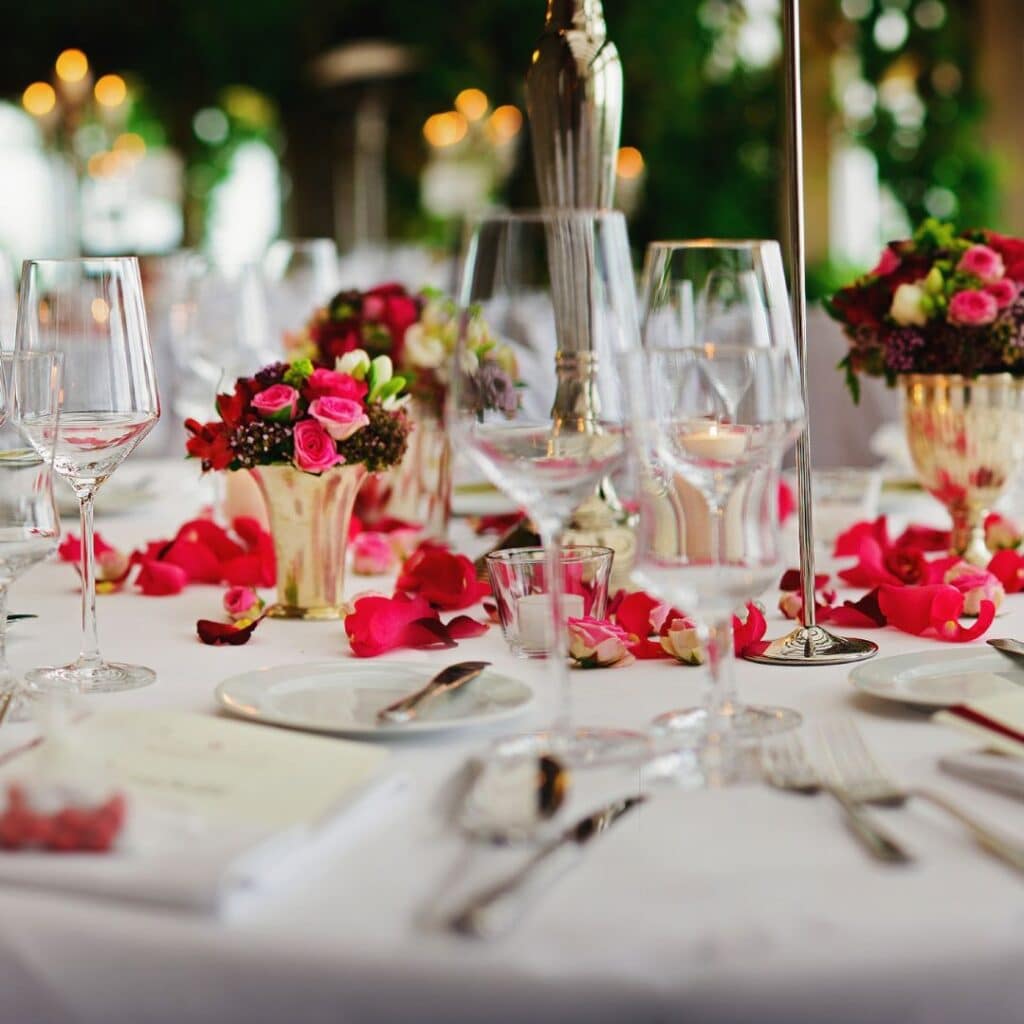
left=537, top=518, right=572, bottom=738
left=78, top=492, right=101, bottom=669
left=703, top=616, right=738, bottom=718
left=0, top=584, right=9, bottom=684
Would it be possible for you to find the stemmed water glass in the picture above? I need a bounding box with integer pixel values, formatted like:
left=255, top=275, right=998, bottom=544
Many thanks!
left=622, top=345, right=804, bottom=755
left=0, top=352, right=62, bottom=708
left=263, top=238, right=341, bottom=341
left=448, top=209, right=644, bottom=763
left=16, top=257, right=160, bottom=693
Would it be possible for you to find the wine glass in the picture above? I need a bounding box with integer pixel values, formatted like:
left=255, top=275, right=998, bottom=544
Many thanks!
left=448, top=209, right=645, bottom=764
left=621, top=345, right=804, bottom=757
left=263, top=238, right=341, bottom=341
left=0, top=352, right=62, bottom=708
left=16, top=257, right=160, bottom=693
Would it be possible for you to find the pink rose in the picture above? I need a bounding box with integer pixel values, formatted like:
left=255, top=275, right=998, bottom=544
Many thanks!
left=870, top=247, right=900, bottom=277
left=984, top=279, right=1019, bottom=309
left=943, top=562, right=1005, bottom=617
left=305, top=368, right=368, bottom=403
left=308, top=396, right=369, bottom=441
left=957, top=244, right=1005, bottom=283
left=223, top=585, right=264, bottom=621
left=351, top=532, right=396, bottom=575
left=659, top=617, right=706, bottom=665
left=293, top=419, right=342, bottom=473
left=948, top=289, right=998, bottom=327
left=252, top=384, right=299, bottom=422
left=568, top=617, right=635, bottom=668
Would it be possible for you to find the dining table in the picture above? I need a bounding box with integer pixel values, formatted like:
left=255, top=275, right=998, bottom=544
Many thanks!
left=1, top=457, right=1023, bottom=1024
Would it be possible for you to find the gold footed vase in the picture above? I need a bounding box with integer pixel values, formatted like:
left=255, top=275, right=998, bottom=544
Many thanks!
left=900, top=373, right=1024, bottom=566
left=249, top=463, right=367, bottom=619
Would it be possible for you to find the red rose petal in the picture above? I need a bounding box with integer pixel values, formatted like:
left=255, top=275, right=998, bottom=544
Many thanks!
left=135, top=559, right=188, bottom=596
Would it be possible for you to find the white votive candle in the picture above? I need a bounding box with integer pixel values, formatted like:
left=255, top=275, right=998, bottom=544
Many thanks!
left=517, top=592, right=585, bottom=652
left=682, top=423, right=747, bottom=460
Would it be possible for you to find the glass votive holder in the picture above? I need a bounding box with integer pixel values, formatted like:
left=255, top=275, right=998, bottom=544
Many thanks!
left=486, top=546, right=614, bottom=658
left=812, top=467, right=882, bottom=551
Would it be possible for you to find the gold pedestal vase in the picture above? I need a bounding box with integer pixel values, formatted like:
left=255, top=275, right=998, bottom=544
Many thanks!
left=900, top=373, right=1024, bottom=565
left=249, top=463, right=367, bottom=619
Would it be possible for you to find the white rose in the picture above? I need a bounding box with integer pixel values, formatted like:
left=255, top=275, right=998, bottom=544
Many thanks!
left=403, top=325, right=446, bottom=369
left=889, top=283, right=928, bottom=327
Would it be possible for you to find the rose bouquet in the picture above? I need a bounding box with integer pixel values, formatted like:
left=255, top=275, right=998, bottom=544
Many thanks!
left=184, top=351, right=411, bottom=475
left=287, top=282, right=519, bottom=417
left=828, top=219, right=1024, bottom=401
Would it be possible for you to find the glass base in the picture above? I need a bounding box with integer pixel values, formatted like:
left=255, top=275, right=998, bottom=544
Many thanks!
left=652, top=703, right=802, bottom=740
left=491, top=727, right=653, bottom=769
left=26, top=660, right=156, bottom=694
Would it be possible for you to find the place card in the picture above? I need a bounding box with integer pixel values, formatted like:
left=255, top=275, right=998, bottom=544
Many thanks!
left=934, top=692, right=1024, bottom=758
left=0, top=710, right=390, bottom=829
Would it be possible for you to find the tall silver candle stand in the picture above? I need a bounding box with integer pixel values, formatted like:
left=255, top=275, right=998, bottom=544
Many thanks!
left=744, top=0, right=877, bottom=666
left=526, top=0, right=636, bottom=588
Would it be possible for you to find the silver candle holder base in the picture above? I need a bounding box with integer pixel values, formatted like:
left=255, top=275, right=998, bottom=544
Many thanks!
left=744, top=624, right=877, bottom=666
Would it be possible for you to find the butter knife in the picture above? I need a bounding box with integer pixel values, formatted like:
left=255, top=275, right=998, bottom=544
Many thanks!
left=449, top=794, right=645, bottom=938
left=377, top=661, right=491, bottom=725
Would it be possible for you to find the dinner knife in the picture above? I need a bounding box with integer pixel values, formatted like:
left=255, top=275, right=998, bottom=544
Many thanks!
left=377, top=661, right=491, bottom=724
left=449, top=794, right=646, bottom=938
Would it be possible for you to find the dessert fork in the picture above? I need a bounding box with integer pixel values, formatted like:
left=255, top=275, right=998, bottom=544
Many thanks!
left=762, top=733, right=912, bottom=863
left=821, top=717, right=1024, bottom=875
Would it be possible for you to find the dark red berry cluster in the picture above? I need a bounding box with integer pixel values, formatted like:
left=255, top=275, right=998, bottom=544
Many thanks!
left=0, top=784, right=126, bottom=853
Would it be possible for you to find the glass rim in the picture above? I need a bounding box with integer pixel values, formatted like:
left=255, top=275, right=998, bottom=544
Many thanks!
left=468, top=208, right=627, bottom=227
left=645, top=238, right=781, bottom=252
left=20, top=256, right=141, bottom=270
left=485, top=545, right=614, bottom=565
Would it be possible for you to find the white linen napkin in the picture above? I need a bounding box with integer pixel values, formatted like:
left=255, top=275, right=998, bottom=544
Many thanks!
left=0, top=773, right=405, bottom=914
left=939, top=752, right=1024, bottom=801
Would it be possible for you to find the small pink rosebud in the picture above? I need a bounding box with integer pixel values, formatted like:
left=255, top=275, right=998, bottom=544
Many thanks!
left=251, top=384, right=300, bottom=422
left=568, top=616, right=634, bottom=668
left=351, top=532, right=396, bottom=575
left=985, top=512, right=1023, bottom=551
left=943, top=562, right=1005, bottom=617
left=223, top=585, right=264, bottom=621
left=957, top=244, right=1005, bottom=284
left=659, top=617, right=706, bottom=665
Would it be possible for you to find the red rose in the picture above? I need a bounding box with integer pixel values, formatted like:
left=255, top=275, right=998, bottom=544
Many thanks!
left=986, top=231, right=1024, bottom=283
left=363, top=283, right=421, bottom=365
left=396, top=541, right=487, bottom=610
left=882, top=546, right=927, bottom=585
left=310, top=319, right=362, bottom=365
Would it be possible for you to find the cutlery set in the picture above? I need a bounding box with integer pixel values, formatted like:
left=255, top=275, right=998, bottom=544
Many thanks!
left=766, top=718, right=1024, bottom=875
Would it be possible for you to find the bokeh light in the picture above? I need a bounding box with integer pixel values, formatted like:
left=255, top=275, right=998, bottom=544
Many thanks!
left=55, top=49, right=89, bottom=83
left=455, top=88, right=488, bottom=122
left=94, top=74, right=127, bottom=108
left=423, top=112, right=468, bottom=148
left=22, top=82, right=56, bottom=117
left=616, top=146, right=645, bottom=180
left=487, top=105, right=522, bottom=143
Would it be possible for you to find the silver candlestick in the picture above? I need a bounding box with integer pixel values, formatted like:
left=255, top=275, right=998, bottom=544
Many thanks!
left=526, top=0, right=635, bottom=588
left=744, top=0, right=877, bottom=666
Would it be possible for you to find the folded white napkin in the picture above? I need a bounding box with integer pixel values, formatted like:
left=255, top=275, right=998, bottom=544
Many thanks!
left=0, top=774, right=404, bottom=915
left=939, top=752, right=1024, bottom=801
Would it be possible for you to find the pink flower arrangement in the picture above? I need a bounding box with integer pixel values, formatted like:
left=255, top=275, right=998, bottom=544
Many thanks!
left=829, top=220, right=1024, bottom=400
left=185, top=353, right=410, bottom=475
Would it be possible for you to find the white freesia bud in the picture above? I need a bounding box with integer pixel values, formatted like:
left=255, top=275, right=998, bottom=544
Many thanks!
left=890, top=283, right=928, bottom=327
left=337, top=350, right=371, bottom=380
left=404, top=324, right=446, bottom=369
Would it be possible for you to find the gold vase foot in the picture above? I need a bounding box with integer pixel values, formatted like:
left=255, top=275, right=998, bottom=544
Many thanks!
left=266, top=604, right=346, bottom=621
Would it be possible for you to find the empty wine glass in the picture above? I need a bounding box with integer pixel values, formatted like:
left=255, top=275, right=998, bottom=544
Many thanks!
left=621, top=345, right=804, bottom=759
left=449, top=209, right=645, bottom=764
left=16, top=257, right=160, bottom=692
left=0, top=353, right=62, bottom=709
left=263, top=238, right=341, bottom=342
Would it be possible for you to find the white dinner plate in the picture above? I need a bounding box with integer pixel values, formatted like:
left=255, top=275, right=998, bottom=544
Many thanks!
left=216, top=660, right=535, bottom=738
left=849, top=649, right=1024, bottom=708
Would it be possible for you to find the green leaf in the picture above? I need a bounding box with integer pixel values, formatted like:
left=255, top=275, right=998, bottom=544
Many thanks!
left=283, top=359, right=313, bottom=388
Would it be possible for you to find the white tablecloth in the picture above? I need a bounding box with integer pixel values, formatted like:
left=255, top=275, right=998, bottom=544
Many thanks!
left=2, top=460, right=1023, bottom=1024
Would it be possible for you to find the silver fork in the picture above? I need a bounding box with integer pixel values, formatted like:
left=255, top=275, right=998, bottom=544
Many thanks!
left=762, top=733, right=912, bottom=863
left=821, top=718, right=1024, bottom=875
